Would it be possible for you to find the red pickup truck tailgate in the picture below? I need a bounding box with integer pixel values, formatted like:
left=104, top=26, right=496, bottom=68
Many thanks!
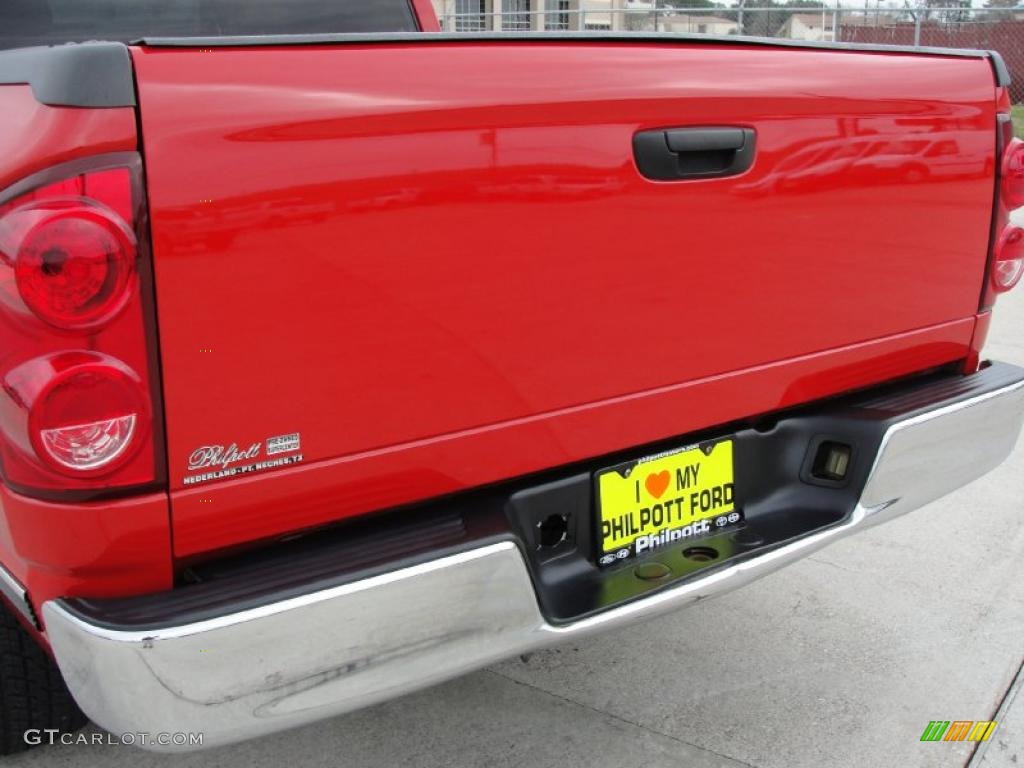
left=129, top=41, right=997, bottom=556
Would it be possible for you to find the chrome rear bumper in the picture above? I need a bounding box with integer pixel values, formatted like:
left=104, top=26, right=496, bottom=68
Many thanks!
left=43, top=365, right=1024, bottom=751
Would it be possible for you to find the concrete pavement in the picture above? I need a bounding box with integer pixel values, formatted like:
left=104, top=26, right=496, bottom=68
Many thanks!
left=10, top=262, right=1024, bottom=768
left=973, top=662, right=1024, bottom=767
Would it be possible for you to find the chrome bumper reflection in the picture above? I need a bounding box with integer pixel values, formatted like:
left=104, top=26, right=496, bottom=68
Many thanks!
left=43, top=372, right=1024, bottom=751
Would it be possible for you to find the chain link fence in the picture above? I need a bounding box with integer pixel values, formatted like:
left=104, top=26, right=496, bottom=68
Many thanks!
left=434, top=3, right=1024, bottom=104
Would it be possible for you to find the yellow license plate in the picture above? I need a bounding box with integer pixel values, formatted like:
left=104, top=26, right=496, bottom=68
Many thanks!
left=596, top=440, right=740, bottom=566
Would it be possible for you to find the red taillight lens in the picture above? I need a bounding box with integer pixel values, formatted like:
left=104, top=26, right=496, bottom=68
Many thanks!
left=2, top=352, right=149, bottom=477
left=31, top=360, right=147, bottom=476
left=993, top=226, right=1024, bottom=293
left=0, top=156, right=163, bottom=499
left=982, top=114, right=1020, bottom=311
left=1003, top=139, right=1024, bottom=210
left=10, top=204, right=136, bottom=331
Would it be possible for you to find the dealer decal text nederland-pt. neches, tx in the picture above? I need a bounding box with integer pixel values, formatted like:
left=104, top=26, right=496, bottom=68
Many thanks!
left=183, top=433, right=303, bottom=486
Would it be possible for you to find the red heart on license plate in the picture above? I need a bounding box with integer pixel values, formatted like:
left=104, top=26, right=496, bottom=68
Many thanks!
left=645, top=470, right=670, bottom=499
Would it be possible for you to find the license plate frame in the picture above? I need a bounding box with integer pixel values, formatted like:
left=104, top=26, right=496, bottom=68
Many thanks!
left=594, top=439, right=742, bottom=567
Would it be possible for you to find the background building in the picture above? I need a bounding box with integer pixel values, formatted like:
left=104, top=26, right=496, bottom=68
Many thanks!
left=432, top=0, right=678, bottom=32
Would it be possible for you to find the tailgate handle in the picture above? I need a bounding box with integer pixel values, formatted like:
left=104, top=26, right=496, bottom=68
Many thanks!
left=634, top=127, right=756, bottom=181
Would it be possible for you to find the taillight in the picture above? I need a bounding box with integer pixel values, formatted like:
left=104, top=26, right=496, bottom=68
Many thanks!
left=1003, top=139, right=1024, bottom=210
left=982, top=114, right=1022, bottom=309
left=0, top=155, right=164, bottom=499
left=993, top=226, right=1024, bottom=293
left=11, top=203, right=136, bottom=331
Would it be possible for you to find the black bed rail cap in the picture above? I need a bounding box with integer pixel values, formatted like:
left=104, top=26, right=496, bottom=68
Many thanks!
left=989, top=49, right=1011, bottom=87
left=136, top=29, right=992, bottom=59
left=0, top=42, right=135, bottom=108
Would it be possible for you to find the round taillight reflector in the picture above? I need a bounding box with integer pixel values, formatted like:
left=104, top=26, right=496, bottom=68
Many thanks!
left=1004, top=139, right=1024, bottom=210
left=993, top=226, right=1024, bottom=293
left=28, top=361, right=148, bottom=476
left=14, top=205, right=136, bottom=331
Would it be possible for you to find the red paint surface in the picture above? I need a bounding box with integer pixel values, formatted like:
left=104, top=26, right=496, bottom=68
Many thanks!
left=0, top=86, right=137, bottom=191
left=0, top=485, right=172, bottom=626
left=170, top=319, right=976, bottom=555
left=128, top=42, right=997, bottom=556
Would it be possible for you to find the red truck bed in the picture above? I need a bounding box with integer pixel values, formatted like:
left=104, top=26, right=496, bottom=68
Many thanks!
left=1, top=20, right=1022, bottom=754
